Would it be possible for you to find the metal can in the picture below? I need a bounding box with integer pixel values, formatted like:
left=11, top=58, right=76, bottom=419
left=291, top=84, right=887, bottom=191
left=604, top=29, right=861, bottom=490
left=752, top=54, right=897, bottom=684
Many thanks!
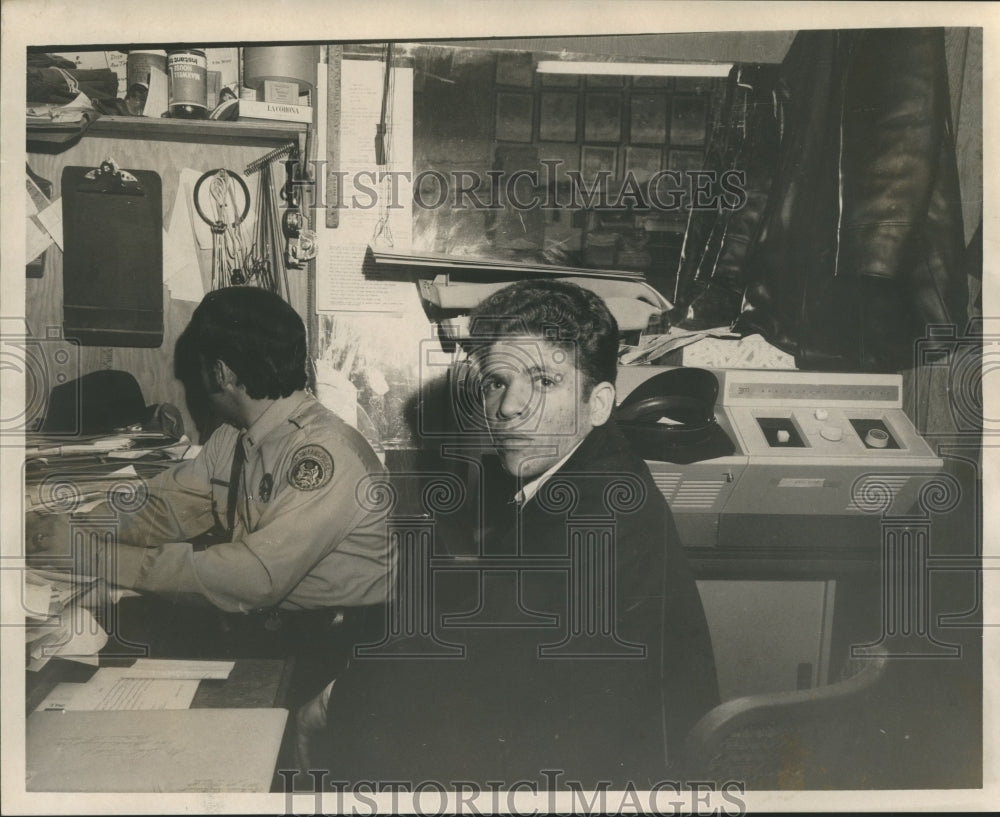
left=127, top=50, right=166, bottom=92
left=126, top=50, right=166, bottom=116
left=167, top=49, right=208, bottom=118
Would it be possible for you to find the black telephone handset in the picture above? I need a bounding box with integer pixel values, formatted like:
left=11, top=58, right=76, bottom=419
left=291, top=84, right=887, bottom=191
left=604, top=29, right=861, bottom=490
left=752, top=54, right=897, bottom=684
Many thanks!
left=616, top=368, right=736, bottom=464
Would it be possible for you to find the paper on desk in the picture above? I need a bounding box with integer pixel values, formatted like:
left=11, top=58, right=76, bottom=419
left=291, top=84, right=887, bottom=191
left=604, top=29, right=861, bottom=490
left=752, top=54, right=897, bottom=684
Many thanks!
left=619, top=328, right=741, bottom=365
left=127, top=658, right=234, bottom=680
left=51, top=607, right=107, bottom=663
left=26, top=483, right=101, bottom=513
left=26, top=175, right=56, bottom=262
left=26, top=708, right=288, bottom=792
left=74, top=497, right=107, bottom=514
left=26, top=213, right=53, bottom=263
left=107, top=587, right=141, bottom=604
left=36, top=667, right=200, bottom=712
left=27, top=605, right=107, bottom=670
left=105, top=447, right=153, bottom=460
left=34, top=683, right=83, bottom=712
left=35, top=199, right=63, bottom=250
left=108, top=437, right=193, bottom=461
left=73, top=473, right=137, bottom=511
left=26, top=435, right=136, bottom=457
left=166, top=438, right=195, bottom=460
left=23, top=579, right=54, bottom=620
left=59, top=465, right=142, bottom=513
left=23, top=571, right=100, bottom=618
left=26, top=569, right=98, bottom=599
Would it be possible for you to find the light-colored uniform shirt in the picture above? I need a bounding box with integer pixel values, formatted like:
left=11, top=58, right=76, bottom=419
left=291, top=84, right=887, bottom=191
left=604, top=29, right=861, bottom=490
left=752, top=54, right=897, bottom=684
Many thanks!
left=113, top=392, right=393, bottom=613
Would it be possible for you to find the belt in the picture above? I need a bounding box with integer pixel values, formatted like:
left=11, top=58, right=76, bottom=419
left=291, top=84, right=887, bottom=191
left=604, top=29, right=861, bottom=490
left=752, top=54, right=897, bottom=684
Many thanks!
left=223, top=603, right=384, bottom=635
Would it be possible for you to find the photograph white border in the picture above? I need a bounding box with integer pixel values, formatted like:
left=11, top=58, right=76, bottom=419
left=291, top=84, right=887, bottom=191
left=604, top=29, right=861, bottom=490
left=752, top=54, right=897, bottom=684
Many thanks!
left=2, top=1, right=996, bottom=813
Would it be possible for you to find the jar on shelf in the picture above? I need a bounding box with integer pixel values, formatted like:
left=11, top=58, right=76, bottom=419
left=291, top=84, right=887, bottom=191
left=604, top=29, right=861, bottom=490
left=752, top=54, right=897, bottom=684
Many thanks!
left=166, top=48, right=208, bottom=118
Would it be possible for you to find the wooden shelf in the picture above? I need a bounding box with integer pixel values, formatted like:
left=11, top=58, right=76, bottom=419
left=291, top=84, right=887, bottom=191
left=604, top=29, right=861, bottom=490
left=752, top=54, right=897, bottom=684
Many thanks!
left=88, top=115, right=308, bottom=146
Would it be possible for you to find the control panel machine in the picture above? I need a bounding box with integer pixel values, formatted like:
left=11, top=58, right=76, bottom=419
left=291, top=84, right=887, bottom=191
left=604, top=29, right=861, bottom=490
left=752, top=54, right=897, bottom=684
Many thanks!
left=615, top=367, right=943, bottom=556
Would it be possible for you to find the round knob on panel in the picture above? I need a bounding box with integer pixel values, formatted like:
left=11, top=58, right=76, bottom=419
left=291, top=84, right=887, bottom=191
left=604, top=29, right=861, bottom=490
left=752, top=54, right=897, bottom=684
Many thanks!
left=776, top=430, right=790, bottom=444
left=820, top=425, right=843, bottom=442
left=865, top=428, right=890, bottom=448
left=814, top=408, right=829, bottom=421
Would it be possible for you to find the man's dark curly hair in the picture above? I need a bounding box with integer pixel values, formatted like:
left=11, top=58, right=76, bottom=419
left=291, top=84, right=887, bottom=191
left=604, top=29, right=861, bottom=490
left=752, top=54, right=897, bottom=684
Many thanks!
left=466, top=279, right=619, bottom=395
left=175, top=287, right=307, bottom=400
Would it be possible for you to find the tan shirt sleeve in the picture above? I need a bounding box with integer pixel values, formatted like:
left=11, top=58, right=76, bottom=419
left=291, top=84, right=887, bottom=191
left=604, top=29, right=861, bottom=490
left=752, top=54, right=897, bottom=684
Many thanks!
left=115, top=437, right=379, bottom=612
left=116, top=428, right=233, bottom=546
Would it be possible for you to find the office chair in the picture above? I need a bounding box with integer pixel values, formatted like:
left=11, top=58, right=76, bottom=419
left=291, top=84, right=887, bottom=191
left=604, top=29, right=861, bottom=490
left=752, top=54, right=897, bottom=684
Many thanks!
left=681, top=647, right=889, bottom=789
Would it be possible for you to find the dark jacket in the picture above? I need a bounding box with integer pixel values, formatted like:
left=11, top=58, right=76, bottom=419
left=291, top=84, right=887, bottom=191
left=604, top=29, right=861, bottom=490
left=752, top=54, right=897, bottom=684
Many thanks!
left=675, top=28, right=968, bottom=372
left=322, top=420, right=718, bottom=790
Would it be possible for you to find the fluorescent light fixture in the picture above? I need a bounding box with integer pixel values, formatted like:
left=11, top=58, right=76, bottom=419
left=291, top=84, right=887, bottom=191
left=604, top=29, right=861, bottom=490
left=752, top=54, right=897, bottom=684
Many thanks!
left=536, top=60, right=732, bottom=77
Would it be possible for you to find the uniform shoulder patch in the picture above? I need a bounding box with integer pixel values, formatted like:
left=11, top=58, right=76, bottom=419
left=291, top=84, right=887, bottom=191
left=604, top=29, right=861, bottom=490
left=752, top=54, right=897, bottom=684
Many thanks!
left=287, top=444, right=335, bottom=491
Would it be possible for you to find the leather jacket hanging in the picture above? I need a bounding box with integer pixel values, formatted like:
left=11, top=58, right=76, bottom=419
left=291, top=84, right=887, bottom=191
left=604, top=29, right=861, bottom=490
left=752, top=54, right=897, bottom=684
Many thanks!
left=671, top=63, right=787, bottom=331
left=676, top=28, right=969, bottom=373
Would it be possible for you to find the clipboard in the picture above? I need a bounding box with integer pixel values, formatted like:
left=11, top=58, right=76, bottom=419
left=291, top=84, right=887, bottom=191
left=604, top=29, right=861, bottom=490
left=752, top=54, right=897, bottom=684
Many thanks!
left=61, top=160, right=163, bottom=347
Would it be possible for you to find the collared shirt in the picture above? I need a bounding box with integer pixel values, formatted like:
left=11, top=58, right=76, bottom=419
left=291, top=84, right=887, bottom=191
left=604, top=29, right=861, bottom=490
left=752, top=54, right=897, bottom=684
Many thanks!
left=114, top=392, right=393, bottom=613
left=514, top=440, right=585, bottom=507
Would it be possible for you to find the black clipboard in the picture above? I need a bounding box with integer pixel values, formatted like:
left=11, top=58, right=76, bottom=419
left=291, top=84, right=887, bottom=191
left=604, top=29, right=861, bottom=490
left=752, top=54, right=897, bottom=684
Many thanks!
left=61, top=161, right=163, bottom=347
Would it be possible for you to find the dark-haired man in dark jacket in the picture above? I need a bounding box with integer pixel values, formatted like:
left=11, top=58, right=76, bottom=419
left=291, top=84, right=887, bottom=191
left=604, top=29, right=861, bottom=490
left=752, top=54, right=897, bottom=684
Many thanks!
left=305, top=280, right=718, bottom=790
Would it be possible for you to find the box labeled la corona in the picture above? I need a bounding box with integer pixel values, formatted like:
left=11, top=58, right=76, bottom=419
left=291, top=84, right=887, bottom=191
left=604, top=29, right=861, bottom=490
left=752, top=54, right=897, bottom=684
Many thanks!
left=238, top=99, right=313, bottom=123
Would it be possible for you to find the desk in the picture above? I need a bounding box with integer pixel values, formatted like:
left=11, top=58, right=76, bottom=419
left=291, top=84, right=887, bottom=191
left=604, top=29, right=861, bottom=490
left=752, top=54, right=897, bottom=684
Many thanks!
left=24, top=657, right=295, bottom=793
left=22, top=435, right=317, bottom=792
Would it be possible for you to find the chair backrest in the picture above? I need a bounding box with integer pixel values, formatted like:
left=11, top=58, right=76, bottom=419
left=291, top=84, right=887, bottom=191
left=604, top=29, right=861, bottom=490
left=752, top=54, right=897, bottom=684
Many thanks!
left=681, top=648, right=889, bottom=789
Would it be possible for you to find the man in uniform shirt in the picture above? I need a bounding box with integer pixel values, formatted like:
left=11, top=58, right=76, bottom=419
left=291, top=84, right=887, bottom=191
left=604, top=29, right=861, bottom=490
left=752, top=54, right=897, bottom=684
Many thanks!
left=27, top=287, right=393, bottom=702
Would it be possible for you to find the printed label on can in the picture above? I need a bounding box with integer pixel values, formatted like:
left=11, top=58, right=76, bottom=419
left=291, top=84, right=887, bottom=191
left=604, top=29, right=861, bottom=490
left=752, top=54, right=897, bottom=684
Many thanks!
left=168, top=51, right=208, bottom=108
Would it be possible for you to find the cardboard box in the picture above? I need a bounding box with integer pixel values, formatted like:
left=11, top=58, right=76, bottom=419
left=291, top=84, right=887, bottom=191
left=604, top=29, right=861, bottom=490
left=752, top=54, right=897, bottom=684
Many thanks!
left=237, top=98, right=313, bottom=124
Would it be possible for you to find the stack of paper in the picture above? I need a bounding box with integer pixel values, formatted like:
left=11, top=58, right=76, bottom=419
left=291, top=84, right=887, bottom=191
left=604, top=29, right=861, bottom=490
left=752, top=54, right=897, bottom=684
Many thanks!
left=35, top=659, right=235, bottom=712
left=25, top=464, right=142, bottom=515
left=24, top=432, right=192, bottom=514
left=619, top=327, right=742, bottom=365
left=25, top=570, right=107, bottom=671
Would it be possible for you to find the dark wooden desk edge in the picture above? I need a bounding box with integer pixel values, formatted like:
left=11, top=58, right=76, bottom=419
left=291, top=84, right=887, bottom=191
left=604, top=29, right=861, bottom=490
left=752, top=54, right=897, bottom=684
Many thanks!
left=191, top=657, right=296, bottom=709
